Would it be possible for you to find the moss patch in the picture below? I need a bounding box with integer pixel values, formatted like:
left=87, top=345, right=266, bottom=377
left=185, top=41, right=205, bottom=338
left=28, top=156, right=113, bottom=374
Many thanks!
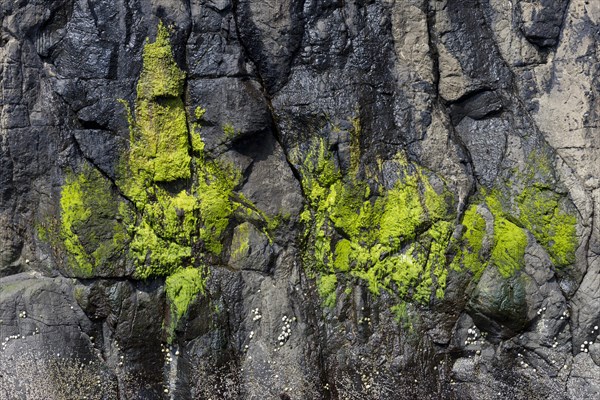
left=53, top=23, right=273, bottom=340
left=59, top=165, right=127, bottom=277
left=166, top=267, right=205, bottom=337
left=295, top=137, right=455, bottom=306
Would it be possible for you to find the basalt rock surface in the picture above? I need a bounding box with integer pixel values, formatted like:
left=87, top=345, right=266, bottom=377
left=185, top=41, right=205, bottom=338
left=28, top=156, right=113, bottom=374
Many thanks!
left=0, top=1, right=599, bottom=399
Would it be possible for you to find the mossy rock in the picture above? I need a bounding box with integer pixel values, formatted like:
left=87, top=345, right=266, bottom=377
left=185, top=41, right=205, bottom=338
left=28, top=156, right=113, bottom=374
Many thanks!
left=59, top=165, right=128, bottom=278
left=296, top=137, right=457, bottom=307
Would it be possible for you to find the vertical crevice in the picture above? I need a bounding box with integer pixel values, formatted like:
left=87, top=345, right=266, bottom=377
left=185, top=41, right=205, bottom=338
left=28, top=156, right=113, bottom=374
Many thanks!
left=230, top=0, right=308, bottom=200
left=425, top=0, right=476, bottom=215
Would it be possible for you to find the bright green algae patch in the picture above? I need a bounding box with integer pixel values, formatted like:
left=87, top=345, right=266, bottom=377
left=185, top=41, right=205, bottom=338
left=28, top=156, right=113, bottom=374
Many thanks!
left=53, top=23, right=578, bottom=337
left=57, top=23, right=269, bottom=338
left=298, top=140, right=576, bottom=308
left=121, top=22, right=246, bottom=281
left=119, top=23, right=272, bottom=335
left=451, top=195, right=528, bottom=280
left=458, top=205, right=487, bottom=280
left=515, top=151, right=577, bottom=267
left=230, top=222, right=251, bottom=264
left=137, top=22, right=187, bottom=100
left=59, top=165, right=127, bottom=277
left=128, top=21, right=190, bottom=186
left=295, top=138, right=456, bottom=306
left=490, top=216, right=527, bottom=278
left=450, top=151, right=577, bottom=281
left=318, top=274, right=338, bottom=308
left=165, top=267, right=205, bottom=336
left=130, top=97, right=191, bottom=183
left=517, top=186, right=576, bottom=267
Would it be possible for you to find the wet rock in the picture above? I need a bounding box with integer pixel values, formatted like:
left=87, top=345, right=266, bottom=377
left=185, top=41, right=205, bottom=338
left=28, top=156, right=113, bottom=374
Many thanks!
left=468, top=267, right=530, bottom=341
left=228, top=222, right=274, bottom=273
left=0, top=0, right=598, bottom=398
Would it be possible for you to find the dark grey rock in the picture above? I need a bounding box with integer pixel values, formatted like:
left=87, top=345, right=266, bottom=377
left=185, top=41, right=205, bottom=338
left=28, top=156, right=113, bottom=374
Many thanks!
left=0, top=0, right=598, bottom=398
left=468, top=267, right=530, bottom=341
left=518, top=0, right=569, bottom=48
left=454, top=116, right=508, bottom=187
left=228, top=222, right=273, bottom=273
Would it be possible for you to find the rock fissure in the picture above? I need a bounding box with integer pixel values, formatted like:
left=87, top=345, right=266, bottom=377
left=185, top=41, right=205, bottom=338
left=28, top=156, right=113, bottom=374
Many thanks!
left=0, top=1, right=598, bottom=398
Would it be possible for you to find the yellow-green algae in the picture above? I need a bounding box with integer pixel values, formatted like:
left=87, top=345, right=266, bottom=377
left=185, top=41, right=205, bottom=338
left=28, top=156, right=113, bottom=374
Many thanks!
left=52, top=23, right=578, bottom=336
left=57, top=23, right=271, bottom=339
left=118, top=23, right=281, bottom=335
left=130, top=22, right=190, bottom=184
left=59, top=165, right=127, bottom=277
left=514, top=151, right=577, bottom=267
left=119, top=23, right=257, bottom=279
left=455, top=205, right=487, bottom=280
left=229, top=222, right=251, bottom=264
left=490, top=215, right=527, bottom=278
left=318, top=274, right=338, bottom=308
left=298, top=141, right=576, bottom=308
left=450, top=150, right=577, bottom=281
left=295, top=138, right=456, bottom=307
left=165, top=267, right=205, bottom=337
left=451, top=194, right=529, bottom=280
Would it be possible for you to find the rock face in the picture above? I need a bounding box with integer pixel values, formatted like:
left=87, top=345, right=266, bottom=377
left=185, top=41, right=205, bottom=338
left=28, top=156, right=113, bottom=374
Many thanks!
left=0, top=1, right=599, bottom=399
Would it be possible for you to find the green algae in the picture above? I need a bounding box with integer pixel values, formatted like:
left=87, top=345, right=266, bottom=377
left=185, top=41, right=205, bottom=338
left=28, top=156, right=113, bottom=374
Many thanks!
left=116, top=23, right=276, bottom=333
left=53, top=23, right=274, bottom=339
left=449, top=151, right=577, bottom=282
left=515, top=151, right=577, bottom=267
left=137, top=22, right=186, bottom=100
left=230, top=222, right=251, bottom=264
left=223, top=122, right=237, bottom=140
left=60, top=171, right=93, bottom=275
left=425, top=221, right=453, bottom=299
left=378, top=173, right=424, bottom=250
left=457, top=205, right=487, bottom=280
left=119, top=22, right=247, bottom=281
left=516, top=186, right=576, bottom=267
left=296, top=135, right=573, bottom=307
left=165, top=267, right=206, bottom=337
left=451, top=195, right=528, bottom=280
left=59, top=165, right=127, bottom=277
left=296, top=137, right=455, bottom=307
left=490, top=216, right=528, bottom=278
left=317, top=274, right=338, bottom=308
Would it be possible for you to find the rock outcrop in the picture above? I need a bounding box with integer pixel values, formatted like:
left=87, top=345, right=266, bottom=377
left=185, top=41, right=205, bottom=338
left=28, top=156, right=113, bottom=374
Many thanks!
left=1, top=1, right=599, bottom=399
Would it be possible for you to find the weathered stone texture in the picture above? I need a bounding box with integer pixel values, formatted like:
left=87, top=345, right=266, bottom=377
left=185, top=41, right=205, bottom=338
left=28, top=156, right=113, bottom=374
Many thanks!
left=0, top=0, right=599, bottom=399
